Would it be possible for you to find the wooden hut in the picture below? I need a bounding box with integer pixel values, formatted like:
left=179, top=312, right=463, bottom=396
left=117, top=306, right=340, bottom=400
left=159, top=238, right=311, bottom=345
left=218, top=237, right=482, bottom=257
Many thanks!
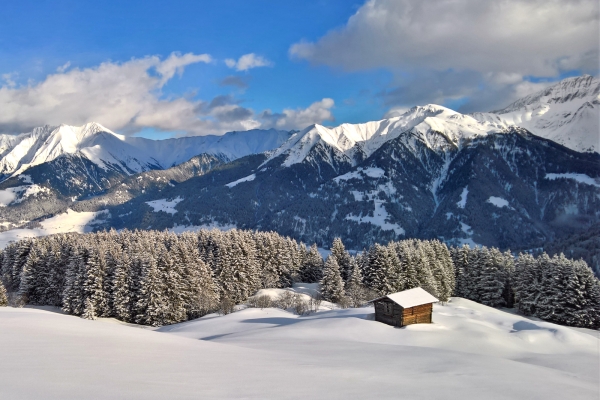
left=371, top=287, right=438, bottom=327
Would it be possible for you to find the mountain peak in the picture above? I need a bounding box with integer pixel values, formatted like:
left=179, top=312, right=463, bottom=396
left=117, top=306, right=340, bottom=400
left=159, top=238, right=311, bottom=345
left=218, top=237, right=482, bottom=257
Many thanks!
left=492, top=75, right=599, bottom=114
left=478, top=75, right=599, bottom=153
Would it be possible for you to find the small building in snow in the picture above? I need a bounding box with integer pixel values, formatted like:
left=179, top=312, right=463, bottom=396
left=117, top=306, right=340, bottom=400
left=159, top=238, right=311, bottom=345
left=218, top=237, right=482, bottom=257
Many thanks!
left=371, top=287, right=438, bottom=327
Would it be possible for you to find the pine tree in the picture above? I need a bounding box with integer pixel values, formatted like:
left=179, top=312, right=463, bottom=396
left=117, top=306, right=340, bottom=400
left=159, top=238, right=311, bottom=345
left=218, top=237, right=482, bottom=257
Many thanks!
left=364, top=244, right=395, bottom=295
left=82, top=245, right=109, bottom=317
left=62, top=247, right=87, bottom=315
left=0, top=279, right=8, bottom=306
left=81, top=298, right=96, bottom=320
left=513, top=252, right=539, bottom=316
left=396, top=242, right=420, bottom=291
left=345, top=259, right=366, bottom=307
left=330, top=238, right=353, bottom=282
left=299, top=244, right=324, bottom=283
left=478, top=248, right=507, bottom=307
left=320, top=256, right=345, bottom=303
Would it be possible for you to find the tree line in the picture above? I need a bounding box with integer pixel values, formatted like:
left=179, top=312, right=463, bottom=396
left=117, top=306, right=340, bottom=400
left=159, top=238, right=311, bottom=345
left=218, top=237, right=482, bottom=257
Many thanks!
left=0, top=229, right=598, bottom=329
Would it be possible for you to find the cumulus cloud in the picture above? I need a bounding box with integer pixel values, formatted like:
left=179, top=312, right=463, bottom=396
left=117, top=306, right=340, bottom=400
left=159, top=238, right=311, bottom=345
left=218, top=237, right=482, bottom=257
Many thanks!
left=225, top=53, right=273, bottom=71
left=291, top=0, right=598, bottom=76
left=259, top=98, right=335, bottom=130
left=0, top=53, right=332, bottom=136
left=291, top=0, right=599, bottom=112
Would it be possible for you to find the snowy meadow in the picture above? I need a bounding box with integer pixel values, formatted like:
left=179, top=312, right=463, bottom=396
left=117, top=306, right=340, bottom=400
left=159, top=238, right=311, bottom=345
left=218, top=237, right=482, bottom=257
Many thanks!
left=0, top=228, right=599, bottom=399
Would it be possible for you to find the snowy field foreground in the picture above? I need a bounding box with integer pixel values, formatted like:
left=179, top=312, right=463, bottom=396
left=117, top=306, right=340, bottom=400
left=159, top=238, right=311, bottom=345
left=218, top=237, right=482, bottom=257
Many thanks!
left=0, top=298, right=598, bottom=399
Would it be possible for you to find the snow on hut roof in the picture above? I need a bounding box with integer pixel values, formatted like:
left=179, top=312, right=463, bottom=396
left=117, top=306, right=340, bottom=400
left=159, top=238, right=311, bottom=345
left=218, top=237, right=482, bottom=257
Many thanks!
left=371, top=287, right=439, bottom=308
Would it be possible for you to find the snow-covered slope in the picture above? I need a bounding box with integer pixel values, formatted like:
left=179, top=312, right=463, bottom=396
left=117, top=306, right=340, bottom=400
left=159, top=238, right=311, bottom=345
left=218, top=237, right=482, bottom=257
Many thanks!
left=0, top=298, right=597, bottom=399
left=266, top=104, right=506, bottom=167
left=0, top=123, right=292, bottom=179
left=474, top=75, right=599, bottom=153
left=0, top=123, right=158, bottom=177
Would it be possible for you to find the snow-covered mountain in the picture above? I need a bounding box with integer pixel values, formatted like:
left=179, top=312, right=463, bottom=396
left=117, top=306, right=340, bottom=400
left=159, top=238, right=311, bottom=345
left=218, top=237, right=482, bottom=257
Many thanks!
left=473, top=75, right=599, bottom=153
left=0, top=75, right=598, bottom=252
left=266, top=104, right=506, bottom=168
left=0, top=123, right=292, bottom=179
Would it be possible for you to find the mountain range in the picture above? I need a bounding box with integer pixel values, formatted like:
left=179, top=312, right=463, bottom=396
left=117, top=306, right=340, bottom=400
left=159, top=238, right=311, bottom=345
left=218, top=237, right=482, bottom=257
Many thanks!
left=0, top=75, right=598, bottom=257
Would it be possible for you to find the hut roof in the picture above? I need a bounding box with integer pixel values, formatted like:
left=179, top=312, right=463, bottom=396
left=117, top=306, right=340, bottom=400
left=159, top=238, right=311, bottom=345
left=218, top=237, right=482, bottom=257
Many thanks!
left=371, top=287, right=439, bottom=308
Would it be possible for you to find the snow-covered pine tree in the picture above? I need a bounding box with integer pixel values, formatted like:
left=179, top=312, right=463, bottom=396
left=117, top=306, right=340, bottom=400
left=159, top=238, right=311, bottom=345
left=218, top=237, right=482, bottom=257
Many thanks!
left=549, top=256, right=600, bottom=328
left=0, top=278, right=8, bottom=306
left=395, top=241, right=420, bottom=291
left=535, top=252, right=556, bottom=320
left=345, top=258, right=366, bottom=307
left=571, top=259, right=600, bottom=329
left=178, top=233, right=219, bottom=318
left=254, top=232, right=279, bottom=288
left=320, top=255, right=345, bottom=303
left=9, top=239, right=33, bottom=293
left=364, top=244, right=395, bottom=295
left=109, top=247, right=133, bottom=322
left=17, top=245, right=44, bottom=304
left=432, top=240, right=456, bottom=301
left=81, top=298, right=96, bottom=320
left=157, top=238, right=186, bottom=325
left=478, top=248, right=507, bottom=307
left=0, top=244, right=16, bottom=291
left=502, top=250, right=515, bottom=307
left=62, top=246, right=87, bottom=315
left=299, top=244, right=324, bottom=283
left=513, top=252, right=540, bottom=316
left=43, top=236, right=66, bottom=306
left=82, top=244, right=109, bottom=318
left=413, top=244, right=438, bottom=298
left=330, top=238, right=353, bottom=282
left=135, top=246, right=164, bottom=326
left=216, top=230, right=260, bottom=304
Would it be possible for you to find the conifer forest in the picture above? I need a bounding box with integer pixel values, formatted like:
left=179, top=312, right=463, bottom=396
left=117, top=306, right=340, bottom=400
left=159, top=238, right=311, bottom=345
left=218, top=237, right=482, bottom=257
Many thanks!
left=1, top=229, right=598, bottom=329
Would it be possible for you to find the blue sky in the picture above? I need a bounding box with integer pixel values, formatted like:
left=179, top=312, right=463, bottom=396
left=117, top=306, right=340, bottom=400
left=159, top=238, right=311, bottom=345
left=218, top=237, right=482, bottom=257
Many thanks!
left=1, top=0, right=597, bottom=138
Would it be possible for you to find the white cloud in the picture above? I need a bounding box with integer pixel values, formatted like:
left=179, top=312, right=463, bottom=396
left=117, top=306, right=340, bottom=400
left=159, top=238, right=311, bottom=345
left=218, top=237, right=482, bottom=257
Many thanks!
left=291, top=0, right=598, bottom=76
left=259, top=98, right=335, bottom=130
left=56, top=62, right=71, bottom=73
left=291, top=0, right=599, bottom=112
left=225, top=53, right=273, bottom=71
left=0, top=54, right=331, bottom=136
left=155, top=52, right=212, bottom=84
left=383, top=107, right=409, bottom=119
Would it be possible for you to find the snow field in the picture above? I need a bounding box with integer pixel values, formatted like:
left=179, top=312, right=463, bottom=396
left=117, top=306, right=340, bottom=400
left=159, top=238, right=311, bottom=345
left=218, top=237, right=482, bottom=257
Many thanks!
left=487, top=196, right=511, bottom=209
left=145, top=196, right=183, bottom=214
left=545, top=173, right=600, bottom=188
left=225, top=173, right=256, bottom=188
left=0, top=209, right=108, bottom=249
left=1, top=296, right=597, bottom=399
left=0, top=184, right=49, bottom=207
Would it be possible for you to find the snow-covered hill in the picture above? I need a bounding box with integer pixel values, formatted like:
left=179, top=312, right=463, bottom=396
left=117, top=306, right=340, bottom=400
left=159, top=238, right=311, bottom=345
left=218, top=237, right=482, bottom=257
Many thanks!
left=0, top=298, right=597, bottom=399
left=474, top=75, right=599, bottom=153
left=0, top=123, right=291, bottom=179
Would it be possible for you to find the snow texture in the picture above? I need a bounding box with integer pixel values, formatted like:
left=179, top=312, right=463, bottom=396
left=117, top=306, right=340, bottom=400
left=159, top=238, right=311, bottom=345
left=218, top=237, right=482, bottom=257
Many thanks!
left=545, top=173, right=600, bottom=188
left=0, top=209, right=108, bottom=249
left=334, top=167, right=385, bottom=182
left=266, top=104, right=506, bottom=167
left=145, top=197, right=183, bottom=214
left=372, top=287, right=439, bottom=308
left=0, top=185, right=49, bottom=207
left=474, top=75, right=599, bottom=153
left=225, top=174, right=256, bottom=188
left=487, top=196, right=510, bottom=208
left=457, top=186, right=468, bottom=208
left=346, top=200, right=405, bottom=235
left=0, top=298, right=597, bottom=399
left=0, top=123, right=290, bottom=178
